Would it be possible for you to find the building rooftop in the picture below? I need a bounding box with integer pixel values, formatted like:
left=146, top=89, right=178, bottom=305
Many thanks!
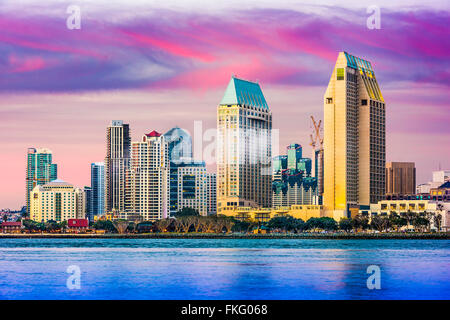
left=1, top=222, right=22, bottom=227
left=438, top=181, right=450, bottom=189
left=342, top=51, right=384, bottom=102
left=220, top=76, right=269, bottom=109
left=344, top=52, right=373, bottom=72
left=145, top=130, right=161, bottom=137
left=44, top=179, right=72, bottom=187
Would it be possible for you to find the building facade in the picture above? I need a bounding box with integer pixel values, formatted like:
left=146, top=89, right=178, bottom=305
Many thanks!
left=164, top=126, right=193, bottom=162
left=432, top=170, right=450, bottom=184
left=417, top=170, right=450, bottom=195
left=368, top=200, right=450, bottom=231
left=26, top=148, right=57, bottom=215
left=206, top=173, right=217, bottom=215
left=272, top=144, right=318, bottom=207
left=314, top=148, right=324, bottom=204
left=323, top=52, right=386, bottom=219
left=129, top=131, right=169, bottom=221
left=173, top=161, right=208, bottom=216
left=90, top=162, right=105, bottom=220
left=385, top=162, right=416, bottom=196
left=83, top=186, right=92, bottom=220
left=105, top=120, right=130, bottom=216
left=430, top=181, right=450, bottom=202
left=30, top=179, right=84, bottom=222
left=217, top=76, right=272, bottom=213
left=221, top=204, right=324, bottom=223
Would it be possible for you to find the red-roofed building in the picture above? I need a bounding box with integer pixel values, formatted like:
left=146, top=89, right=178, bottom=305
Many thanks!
left=67, top=219, right=89, bottom=233
left=1, top=221, right=22, bottom=233
left=145, top=130, right=161, bottom=137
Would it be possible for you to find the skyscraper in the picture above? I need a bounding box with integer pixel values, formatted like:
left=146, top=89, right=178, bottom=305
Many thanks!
left=174, top=161, right=208, bottom=216
left=164, top=126, right=193, bottom=163
left=105, top=120, right=130, bottom=216
left=272, top=144, right=318, bottom=207
left=83, top=186, right=92, bottom=220
left=323, top=52, right=386, bottom=219
left=385, top=162, right=416, bottom=196
left=164, top=127, right=208, bottom=216
left=90, top=162, right=105, bottom=220
left=129, top=131, right=169, bottom=220
left=314, top=149, right=324, bottom=204
left=206, top=173, right=217, bottom=215
left=217, top=76, right=272, bottom=213
left=26, top=148, right=57, bottom=215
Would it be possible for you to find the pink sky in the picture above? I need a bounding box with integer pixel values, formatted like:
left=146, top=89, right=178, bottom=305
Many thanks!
left=0, top=2, right=449, bottom=209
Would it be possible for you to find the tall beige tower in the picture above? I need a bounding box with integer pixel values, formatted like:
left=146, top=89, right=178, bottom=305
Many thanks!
left=217, top=76, right=272, bottom=213
left=129, top=131, right=169, bottom=221
left=323, top=52, right=386, bottom=219
left=105, top=120, right=130, bottom=217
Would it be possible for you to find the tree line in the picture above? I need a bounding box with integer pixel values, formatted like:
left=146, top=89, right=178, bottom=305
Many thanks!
left=18, top=207, right=444, bottom=234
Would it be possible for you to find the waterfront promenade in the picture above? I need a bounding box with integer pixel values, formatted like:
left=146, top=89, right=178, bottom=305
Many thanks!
left=1, top=232, right=448, bottom=239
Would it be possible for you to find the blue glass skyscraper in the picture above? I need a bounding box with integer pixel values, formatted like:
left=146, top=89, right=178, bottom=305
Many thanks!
left=90, top=162, right=105, bottom=220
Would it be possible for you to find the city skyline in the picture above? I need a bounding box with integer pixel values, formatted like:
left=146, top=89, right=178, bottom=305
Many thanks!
left=1, top=1, right=449, bottom=209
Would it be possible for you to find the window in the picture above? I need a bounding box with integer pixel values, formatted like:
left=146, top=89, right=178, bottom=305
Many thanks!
left=326, top=97, right=333, bottom=104
left=336, top=68, right=344, bottom=80
left=361, top=99, right=367, bottom=106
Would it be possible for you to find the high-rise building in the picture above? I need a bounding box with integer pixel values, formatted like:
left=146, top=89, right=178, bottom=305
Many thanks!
left=386, top=162, right=416, bottom=196
left=129, top=131, right=169, bottom=221
left=164, top=126, right=193, bottom=162
left=272, top=144, right=318, bottom=207
left=217, top=76, right=272, bottom=213
left=83, top=186, right=92, bottom=220
left=30, top=179, right=84, bottom=222
left=105, top=120, right=130, bottom=216
left=323, top=52, right=386, bottom=219
left=90, top=162, right=105, bottom=220
left=26, top=148, right=57, bottom=215
left=314, top=149, right=324, bottom=203
left=174, top=161, right=208, bottom=216
left=206, top=173, right=217, bottom=215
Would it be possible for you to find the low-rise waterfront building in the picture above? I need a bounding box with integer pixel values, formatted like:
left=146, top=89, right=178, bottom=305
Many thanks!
left=1, top=221, right=22, bottom=233
left=366, top=199, right=450, bottom=231
left=221, top=204, right=324, bottom=222
left=67, top=218, right=89, bottom=233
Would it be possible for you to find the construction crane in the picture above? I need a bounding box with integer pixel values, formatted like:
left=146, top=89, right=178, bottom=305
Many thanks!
left=310, top=116, right=324, bottom=197
left=309, top=116, right=323, bottom=149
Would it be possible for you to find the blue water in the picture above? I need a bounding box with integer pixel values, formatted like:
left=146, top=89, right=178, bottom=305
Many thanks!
left=0, top=239, right=449, bottom=300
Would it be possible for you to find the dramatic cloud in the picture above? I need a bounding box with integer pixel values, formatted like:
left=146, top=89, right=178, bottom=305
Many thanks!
left=0, top=7, right=449, bottom=91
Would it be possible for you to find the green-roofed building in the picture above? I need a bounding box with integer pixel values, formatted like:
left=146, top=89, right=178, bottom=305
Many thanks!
left=217, top=76, right=272, bottom=213
left=26, top=147, right=57, bottom=215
